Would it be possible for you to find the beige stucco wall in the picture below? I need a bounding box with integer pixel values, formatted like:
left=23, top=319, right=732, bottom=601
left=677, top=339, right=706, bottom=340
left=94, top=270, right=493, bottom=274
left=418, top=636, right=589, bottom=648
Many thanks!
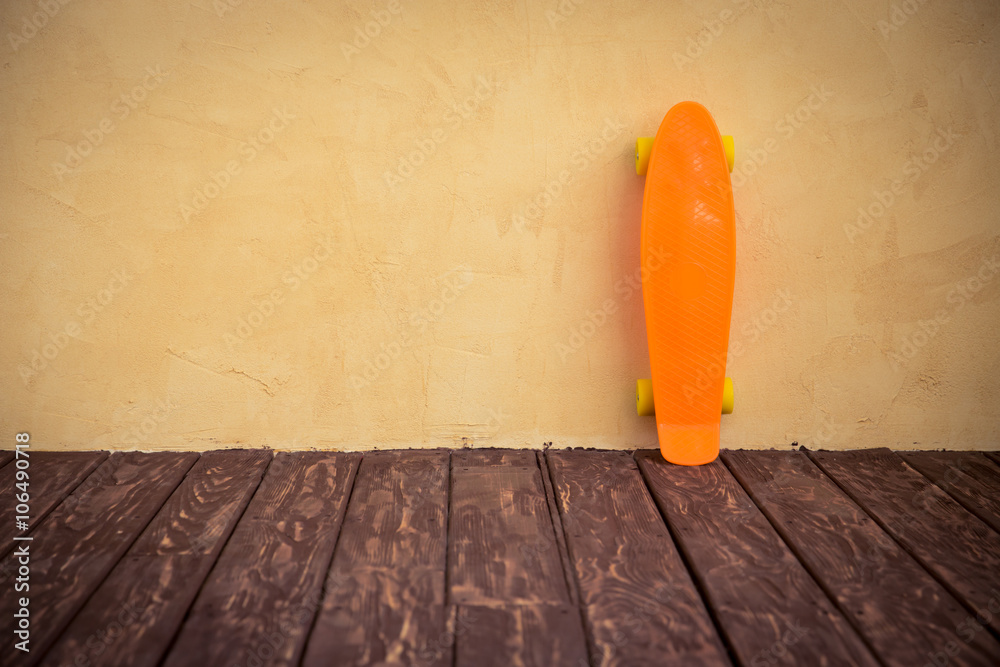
left=2, top=0, right=998, bottom=452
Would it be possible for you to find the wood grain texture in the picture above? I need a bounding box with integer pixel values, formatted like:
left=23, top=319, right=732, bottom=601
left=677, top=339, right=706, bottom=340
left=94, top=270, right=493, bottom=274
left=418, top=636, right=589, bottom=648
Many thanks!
left=0, top=451, right=107, bottom=557
left=13, top=446, right=1000, bottom=665
left=637, top=450, right=878, bottom=667
left=898, top=451, right=1000, bottom=534
left=302, top=450, right=450, bottom=667
left=0, top=451, right=198, bottom=666
left=162, top=451, right=360, bottom=667
left=810, top=448, right=1000, bottom=635
left=40, top=450, right=272, bottom=667
left=537, top=450, right=581, bottom=608
left=452, top=449, right=538, bottom=467
left=724, top=449, right=1000, bottom=666
left=547, top=450, right=730, bottom=667
left=448, top=450, right=588, bottom=666
left=986, top=452, right=1000, bottom=468
left=449, top=450, right=569, bottom=605
left=0, top=450, right=14, bottom=468
left=455, top=604, right=590, bottom=667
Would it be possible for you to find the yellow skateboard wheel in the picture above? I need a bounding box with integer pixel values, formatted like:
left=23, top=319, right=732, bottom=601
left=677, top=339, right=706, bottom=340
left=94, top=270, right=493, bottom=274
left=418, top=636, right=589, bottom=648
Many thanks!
left=637, top=377, right=732, bottom=415
left=722, top=135, right=734, bottom=173
left=636, top=378, right=655, bottom=416
left=636, top=137, right=654, bottom=176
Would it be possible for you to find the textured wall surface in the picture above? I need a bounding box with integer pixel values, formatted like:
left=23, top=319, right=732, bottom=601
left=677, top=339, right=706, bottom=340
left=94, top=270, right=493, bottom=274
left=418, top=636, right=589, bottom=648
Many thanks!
left=2, top=0, right=998, bottom=451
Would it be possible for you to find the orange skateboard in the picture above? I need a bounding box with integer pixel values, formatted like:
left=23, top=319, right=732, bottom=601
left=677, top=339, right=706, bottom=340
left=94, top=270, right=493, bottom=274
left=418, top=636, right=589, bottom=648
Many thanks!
left=634, top=102, right=736, bottom=466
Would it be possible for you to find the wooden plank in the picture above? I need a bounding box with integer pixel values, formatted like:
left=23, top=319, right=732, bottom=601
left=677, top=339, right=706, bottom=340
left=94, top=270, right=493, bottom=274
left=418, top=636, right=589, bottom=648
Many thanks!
left=0, top=451, right=108, bottom=557
left=452, top=448, right=537, bottom=467
left=986, top=451, right=1000, bottom=468
left=448, top=449, right=569, bottom=605
left=637, top=451, right=879, bottom=667
left=302, top=450, right=450, bottom=667
left=162, top=451, right=360, bottom=667
left=810, top=448, right=1000, bottom=636
left=537, top=450, right=581, bottom=608
left=547, top=450, right=730, bottom=666
left=40, top=450, right=273, bottom=667
left=0, top=450, right=14, bottom=468
left=899, top=451, right=1000, bottom=534
left=454, top=604, right=589, bottom=667
left=724, top=449, right=1000, bottom=666
left=0, top=452, right=198, bottom=666
left=0, top=452, right=108, bottom=594
left=450, top=449, right=588, bottom=667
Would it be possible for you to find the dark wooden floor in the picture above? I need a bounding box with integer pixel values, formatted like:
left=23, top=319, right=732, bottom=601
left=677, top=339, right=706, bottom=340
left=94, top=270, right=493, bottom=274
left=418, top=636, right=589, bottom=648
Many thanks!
left=2, top=448, right=1000, bottom=667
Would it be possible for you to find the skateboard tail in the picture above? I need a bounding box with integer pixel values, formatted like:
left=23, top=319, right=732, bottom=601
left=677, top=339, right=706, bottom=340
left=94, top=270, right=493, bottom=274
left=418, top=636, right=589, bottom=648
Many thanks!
left=657, top=423, right=720, bottom=466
